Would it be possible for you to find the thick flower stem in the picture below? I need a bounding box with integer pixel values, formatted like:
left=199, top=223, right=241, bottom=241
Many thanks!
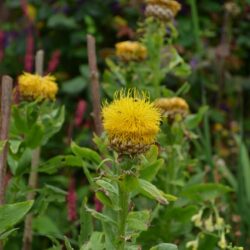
left=117, top=182, right=129, bottom=250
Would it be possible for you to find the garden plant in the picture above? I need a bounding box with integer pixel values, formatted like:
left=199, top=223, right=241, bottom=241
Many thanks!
left=0, top=0, right=249, bottom=250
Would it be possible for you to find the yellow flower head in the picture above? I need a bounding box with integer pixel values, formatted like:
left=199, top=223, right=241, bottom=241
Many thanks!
left=102, top=89, right=161, bottom=155
left=115, top=41, right=147, bottom=62
left=145, top=0, right=181, bottom=21
left=154, top=97, right=189, bottom=121
left=18, top=72, right=58, bottom=101
left=27, top=4, right=37, bottom=21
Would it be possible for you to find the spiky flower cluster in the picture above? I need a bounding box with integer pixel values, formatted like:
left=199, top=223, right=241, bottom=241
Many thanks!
left=115, top=41, right=147, bottom=62
left=102, top=90, right=161, bottom=155
left=154, top=97, right=189, bottom=121
left=18, top=72, right=58, bottom=101
left=145, top=0, right=181, bottom=22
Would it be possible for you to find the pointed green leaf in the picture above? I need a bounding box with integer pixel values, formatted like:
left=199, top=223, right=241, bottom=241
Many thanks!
left=150, top=243, right=178, bottom=250
left=0, top=201, right=34, bottom=234
left=71, top=142, right=101, bottom=165
left=140, top=159, right=164, bottom=181
left=138, top=179, right=176, bottom=204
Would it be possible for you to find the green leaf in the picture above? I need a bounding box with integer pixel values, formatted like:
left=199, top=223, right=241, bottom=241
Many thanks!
left=48, top=14, right=77, bottom=29
left=33, top=215, right=61, bottom=235
left=96, top=180, right=118, bottom=195
left=235, top=136, right=250, bottom=203
left=218, top=164, right=238, bottom=191
left=185, top=106, right=209, bottom=130
left=39, top=155, right=83, bottom=174
left=81, top=232, right=105, bottom=250
left=0, top=228, right=18, bottom=240
left=140, top=159, right=164, bottom=181
left=12, top=106, right=28, bottom=134
left=64, top=236, right=74, bottom=250
left=150, top=243, right=178, bottom=250
left=71, top=142, right=102, bottom=165
left=176, top=82, right=190, bottom=96
left=95, top=179, right=118, bottom=207
left=62, top=76, right=87, bottom=95
left=0, top=201, right=33, bottom=234
left=9, top=140, right=21, bottom=154
left=15, top=148, right=32, bottom=175
left=79, top=200, right=93, bottom=246
left=123, top=174, right=139, bottom=192
left=96, top=192, right=112, bottom=207
left=138, top=179, right=177, bottom=204
left=26, top=123, right=44, bottom=149
left=85, top=207, right=116, bottom=225
left=145, top=145, right=158, bottom=162
left=127, top=210, right=150, bottom=232
left=197, top=233, right=218, bottom=250
left=181, top=183, right=232, bottom=201
left=41, top=105, right=65, bottom=144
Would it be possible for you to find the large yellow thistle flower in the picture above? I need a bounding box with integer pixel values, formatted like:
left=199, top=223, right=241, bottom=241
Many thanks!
left=18, top=72, right=58, bottom=101
left=145, top=0, right=181, bottom=21
left=154, top=97, right=189, bottom=121
left=102, top=90, right=161, bottom=155
left=115, top=41, right=147, bottom=62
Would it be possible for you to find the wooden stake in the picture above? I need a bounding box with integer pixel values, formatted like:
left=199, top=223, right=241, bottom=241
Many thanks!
left=0, top=75, right=13, bottom=250
left=87, top=35, right=103, bottom=136
left=22, top=50, right=44, bottom=250
left=0, top=76, right=13, bottom=205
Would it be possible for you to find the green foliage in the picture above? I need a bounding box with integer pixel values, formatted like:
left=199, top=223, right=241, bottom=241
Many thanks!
left=150, top=243, right=178, bottom=250
left=0, top=201, right=33, bottom=238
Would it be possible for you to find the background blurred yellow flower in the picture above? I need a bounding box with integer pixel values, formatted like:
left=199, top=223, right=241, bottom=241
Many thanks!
left=18, top=72, right=58, bottom=101
left=115, top=41, right=147, bottom=62
left=27, top=4, right=37, bottom=21
left=154, top=97, right=189, bottom=121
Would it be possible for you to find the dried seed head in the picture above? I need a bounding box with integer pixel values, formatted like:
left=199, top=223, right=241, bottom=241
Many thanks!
left=145, top=0, right=181, bottom=22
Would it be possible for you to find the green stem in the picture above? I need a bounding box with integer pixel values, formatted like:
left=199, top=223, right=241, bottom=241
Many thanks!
left=189, top=0, right=213, bottom=168
left=82, top=164, right=95, bottom=187
left=189, top=0, right=202, bottom=53
left=202, top=83, right=214, bottom=169
left=117, top=182, right=129, bottom=250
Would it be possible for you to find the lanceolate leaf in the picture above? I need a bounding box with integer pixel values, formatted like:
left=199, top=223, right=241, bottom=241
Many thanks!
left=0, top=201, right=34, bottom=234
left=71, top=141, right=102, bottom=165
left=181, top=183, right=232, bottom=201
left=138, top=179, right=177, bottom=204
left=85, top=206, right=116, bottom=225
left=150, top=243, right=178, bottom=250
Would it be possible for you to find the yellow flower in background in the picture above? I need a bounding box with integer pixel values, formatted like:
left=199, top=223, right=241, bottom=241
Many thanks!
left=115, top=41, right=147, bottom=62
left=113, top=16, right=128, bottom=27
left=27, top=4, right=37, bottom=21
left=154, top=97, right=189, bottom=121
left=102, top=89, right=161, bottom=155
left=18, top=72, right=58, bottom=101
left=145, top=0, right=181, bottom=21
